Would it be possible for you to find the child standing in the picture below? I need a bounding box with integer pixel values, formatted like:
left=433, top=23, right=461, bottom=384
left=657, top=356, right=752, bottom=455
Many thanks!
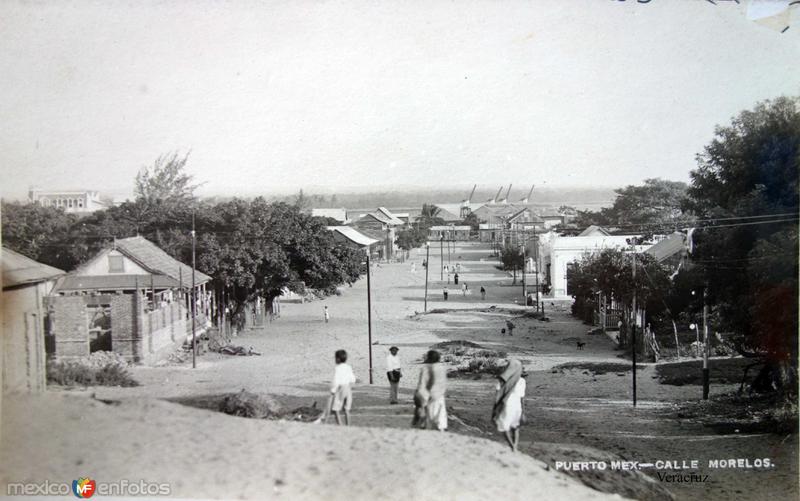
left=320, top=349, right=356, bottom=425
left=324, top=305, right=330, bottom=323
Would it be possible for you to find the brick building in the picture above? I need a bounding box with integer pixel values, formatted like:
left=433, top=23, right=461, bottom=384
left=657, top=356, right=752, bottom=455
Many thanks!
left=48, top=236, right=212, bottom=364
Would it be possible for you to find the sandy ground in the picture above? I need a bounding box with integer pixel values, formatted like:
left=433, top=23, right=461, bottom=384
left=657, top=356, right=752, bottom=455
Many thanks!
left=1, top=241, right=797, bottom=500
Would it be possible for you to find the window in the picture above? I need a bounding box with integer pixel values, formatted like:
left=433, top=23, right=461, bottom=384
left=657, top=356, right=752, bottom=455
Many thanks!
left=108, top=255, right=125, bottom=273
left=67, top=199, right=74, bottom=208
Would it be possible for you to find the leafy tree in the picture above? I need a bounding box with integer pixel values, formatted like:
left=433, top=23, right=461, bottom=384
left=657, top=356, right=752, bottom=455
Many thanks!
left=685, top=96, right=799, bottom=393
left=567, top=248, right=673, bottom=349
left=0, top=201, right=78, bottom=269
left=500, top=247, right=525, bottom=284
left=573, top=178, right=692, bottom=235
left=395, top=227, right=427, bottom=251
left=135, top=152, right=199, bottom=208
left=461, top=212, right=481, bottom=233
left=416, top=203, right=445, bottom=230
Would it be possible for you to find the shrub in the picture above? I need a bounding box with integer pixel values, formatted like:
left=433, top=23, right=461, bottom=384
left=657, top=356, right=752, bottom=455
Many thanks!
left=47, top=352, right=138, bottom=387
left=219, top=390, right=283, bottom=419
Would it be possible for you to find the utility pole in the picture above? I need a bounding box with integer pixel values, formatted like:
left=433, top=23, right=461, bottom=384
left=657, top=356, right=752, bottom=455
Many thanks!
left=191, top=212, right=197, bottom=369
left=424, top=244, right=430, bottom=312
left=440, top=236, right=444, bottom=281
left=533, top=225, right=541, bottom=314
left=521, top=235, right=527, bottom=303
left=631, top=243, right=637, bottom=407
left=702, top=284, right=710, bottom=399
left=366, top=253, right=373, bottom=384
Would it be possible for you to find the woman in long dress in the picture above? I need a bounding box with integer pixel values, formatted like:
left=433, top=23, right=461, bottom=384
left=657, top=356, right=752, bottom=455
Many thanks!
left=412, top=350, right=448, bottom=431
left=492, top=358, right=526, bottom=451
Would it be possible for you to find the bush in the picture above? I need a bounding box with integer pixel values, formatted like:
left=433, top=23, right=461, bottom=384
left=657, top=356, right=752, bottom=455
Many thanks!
left=219, top=390, right=283, bottom=419
left=47, top=352, right=138, bottom=387
left=434, top=340, right=508, bottom=376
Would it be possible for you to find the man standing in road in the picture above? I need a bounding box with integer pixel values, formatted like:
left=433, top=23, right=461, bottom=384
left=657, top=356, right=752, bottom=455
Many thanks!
left=386, top=346, right=402, bottom=404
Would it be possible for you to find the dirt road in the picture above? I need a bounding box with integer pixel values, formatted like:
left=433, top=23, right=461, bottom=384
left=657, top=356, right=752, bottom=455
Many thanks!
left=70, top=241, right=800, bottom=499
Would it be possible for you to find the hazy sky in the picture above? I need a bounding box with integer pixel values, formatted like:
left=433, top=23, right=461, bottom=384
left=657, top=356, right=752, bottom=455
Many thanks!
left=1, top=0, right=798, bottom=200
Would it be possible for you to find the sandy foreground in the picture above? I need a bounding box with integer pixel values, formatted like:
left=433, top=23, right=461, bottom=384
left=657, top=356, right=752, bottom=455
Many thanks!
left=0, top=393, right=622, bottom=501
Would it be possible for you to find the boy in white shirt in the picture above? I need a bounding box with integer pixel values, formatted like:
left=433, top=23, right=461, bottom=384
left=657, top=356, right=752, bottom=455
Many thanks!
left=321, top=349, right=356, bottom=425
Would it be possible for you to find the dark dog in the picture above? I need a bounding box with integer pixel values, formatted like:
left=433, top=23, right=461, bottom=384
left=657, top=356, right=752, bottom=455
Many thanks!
left=576, top=341, right=586, bottom=350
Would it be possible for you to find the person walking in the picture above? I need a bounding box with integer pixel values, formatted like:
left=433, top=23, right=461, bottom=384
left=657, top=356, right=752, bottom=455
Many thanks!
left=318, top=349, right=356, bottom=426
left=412, top=350, right=448, bottom=431
left=386, top=346, right=402, bottom=404
left=454, top=272, right=459, bottom=285
left=324, top=305, right=330, bottom=323
left=492, top=359, right=527, bottom=451
left=480, top=286, right=486, bottom=300
left=443, top=286, right=449, bottom=301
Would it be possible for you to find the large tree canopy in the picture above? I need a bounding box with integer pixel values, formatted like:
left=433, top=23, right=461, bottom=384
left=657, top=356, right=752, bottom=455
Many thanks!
left=685, top=96, right=799, bottom=387
left=575, top=178, right=691, bottom=235
left=3, top=154, right=363, bottom=320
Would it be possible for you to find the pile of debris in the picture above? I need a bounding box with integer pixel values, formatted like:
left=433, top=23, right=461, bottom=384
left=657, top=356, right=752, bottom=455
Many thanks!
left=216, top=345, right=261, bottom=356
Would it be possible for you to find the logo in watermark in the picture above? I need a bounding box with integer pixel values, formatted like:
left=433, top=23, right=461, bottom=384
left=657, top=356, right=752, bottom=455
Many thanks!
left=7, top=478, right=171, bottom=497
left=72, top=477, right=96, bottom=498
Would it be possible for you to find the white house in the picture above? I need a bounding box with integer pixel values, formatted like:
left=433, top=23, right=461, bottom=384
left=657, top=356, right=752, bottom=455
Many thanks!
left=539, top=231, right=646, bottom=298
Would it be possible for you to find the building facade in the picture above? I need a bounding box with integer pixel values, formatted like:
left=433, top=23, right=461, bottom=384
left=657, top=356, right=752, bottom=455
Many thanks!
left=29, top=189, right=106, bottom=213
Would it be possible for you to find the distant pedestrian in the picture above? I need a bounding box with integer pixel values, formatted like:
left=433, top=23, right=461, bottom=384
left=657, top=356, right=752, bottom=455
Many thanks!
left=412, top=350, right=448, bottom=431
left=506, top=320, right=515, bottom=336
left=463, top=283, right=469, bottom=296
left=422, top=259, right=427, bottom=269
left=443, top=287, right=449, bottom=301
left=324, top=305, right=330, bottom=323
left=386, top=346, right=402, bottom=404
left=454, top=273, right=459, bottom=285
left=480, top=286, right=486, bottom=300
left=492, top=359, right=527, bottom=452
left=319, top=349, right=356, bottom=426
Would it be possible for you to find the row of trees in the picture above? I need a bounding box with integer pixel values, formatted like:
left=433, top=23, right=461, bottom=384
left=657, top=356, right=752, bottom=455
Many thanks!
left=2, top=154, right=364, bottom=320
left=569, top=96, right=799, bottom=394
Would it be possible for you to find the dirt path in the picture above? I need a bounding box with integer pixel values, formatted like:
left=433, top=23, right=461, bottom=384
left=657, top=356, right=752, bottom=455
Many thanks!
left=55, top=242, right=799, bottom=500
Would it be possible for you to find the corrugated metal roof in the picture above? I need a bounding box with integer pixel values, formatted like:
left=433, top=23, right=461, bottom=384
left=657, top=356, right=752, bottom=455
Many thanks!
left=645, top=232, right=686, bottom=263
left=376, top=207, right=405, bottom=226
left=114, top=236, right=211, bottom=284
left=327, top=226, right=380, bottom=247
left=55, top=274, right=180, bottom=292
left=1, top=247, right=65, bottom=288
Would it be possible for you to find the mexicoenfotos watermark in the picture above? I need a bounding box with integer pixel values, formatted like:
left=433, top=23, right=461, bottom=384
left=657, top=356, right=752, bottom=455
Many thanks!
left=6, top=477, right=171, bottom=498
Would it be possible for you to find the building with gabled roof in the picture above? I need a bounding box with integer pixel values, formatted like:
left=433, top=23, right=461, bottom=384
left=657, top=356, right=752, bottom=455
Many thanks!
left=328, top=226, right=381, bottom=259
left=49, top=236, right=212, bottom=365
left=2, top=248, right=65, bottom=395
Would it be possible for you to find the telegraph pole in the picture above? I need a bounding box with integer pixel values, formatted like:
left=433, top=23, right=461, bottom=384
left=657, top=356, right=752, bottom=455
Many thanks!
left=424, top=244, right=430, bottom=312
left=702, top=284, right=710, bottom=399
left=191, top=212, right=197, bottom=369
left=366, top=253, right=373, bottom=384
left=440, top=236, right=444, bottom=280
left=533, top=225, right=541, bottom=314
left=521, top=236, right=527, bottom=303
left=631, top=243, right=637, bottom=407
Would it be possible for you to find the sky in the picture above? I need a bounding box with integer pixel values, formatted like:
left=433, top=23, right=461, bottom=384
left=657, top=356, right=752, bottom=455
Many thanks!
left=1, top=0, right=798, bottom=201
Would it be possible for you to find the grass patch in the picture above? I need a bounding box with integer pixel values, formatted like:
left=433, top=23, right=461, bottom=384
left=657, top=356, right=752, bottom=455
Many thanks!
left=553, top=362, right=645, bottom=375
left=435, top=340, right=508, bottom=377
left=46, top=352, right=138, bottom=387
